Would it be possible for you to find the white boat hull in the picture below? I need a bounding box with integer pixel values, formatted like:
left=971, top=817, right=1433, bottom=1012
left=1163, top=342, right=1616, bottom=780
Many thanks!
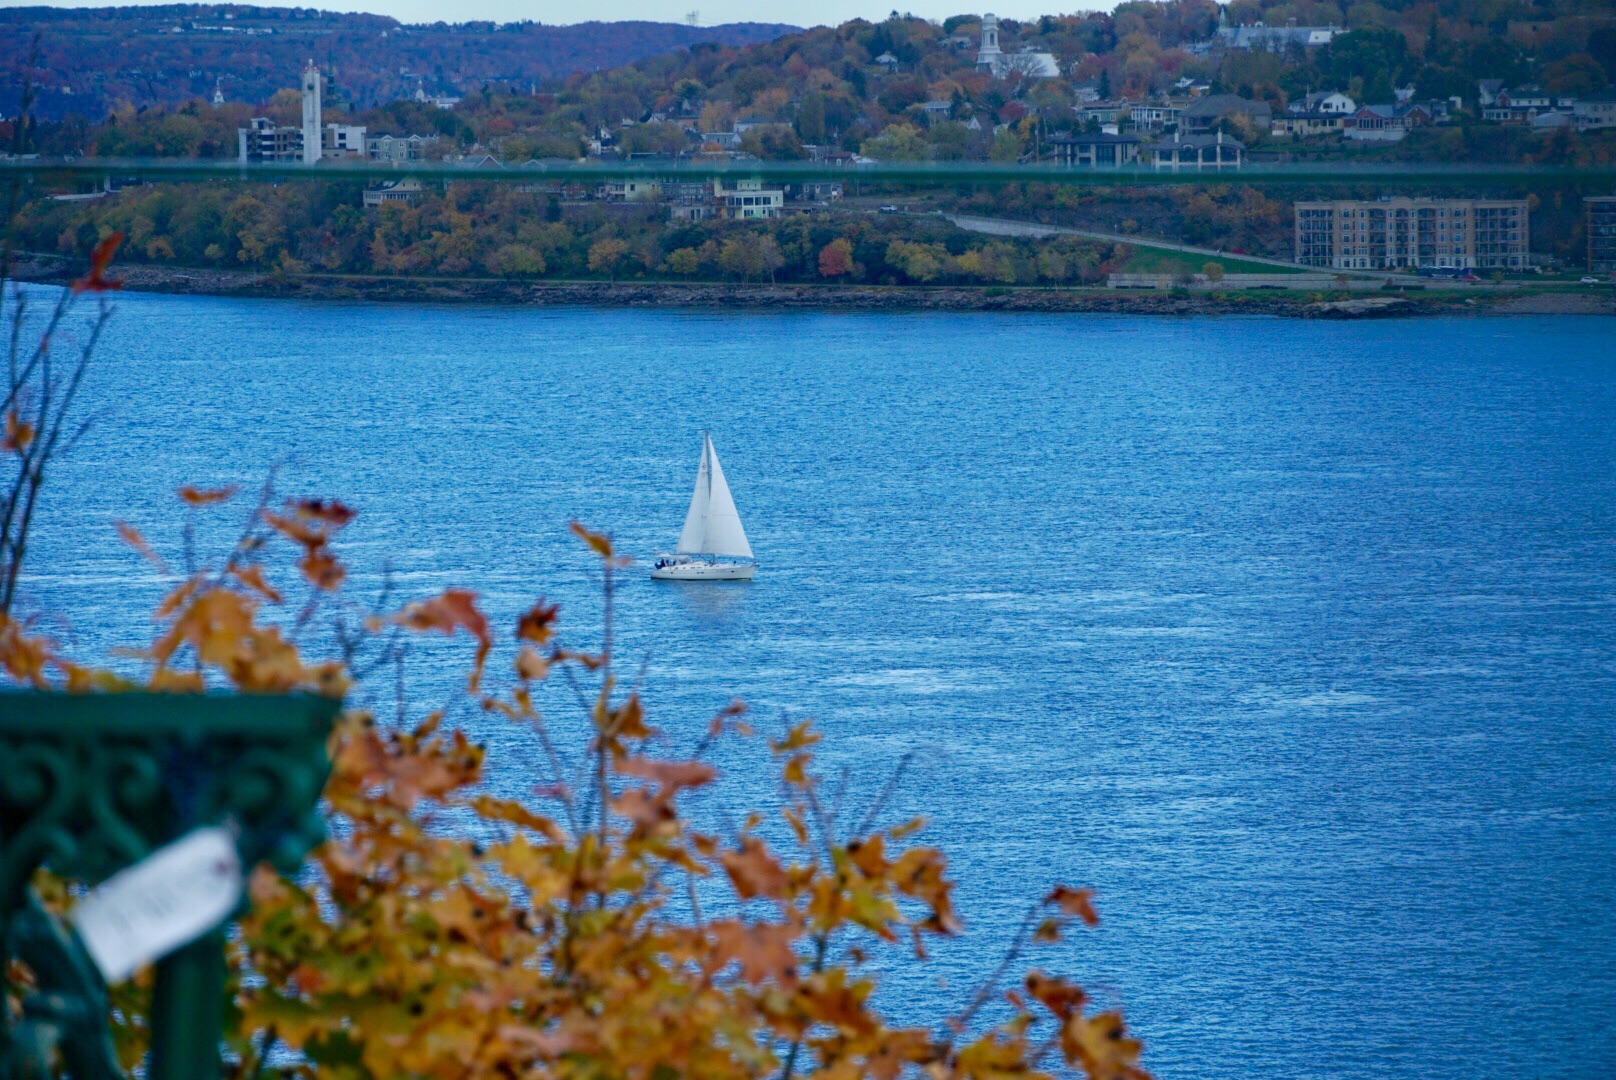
left=650, top=560, right=757, bottom=581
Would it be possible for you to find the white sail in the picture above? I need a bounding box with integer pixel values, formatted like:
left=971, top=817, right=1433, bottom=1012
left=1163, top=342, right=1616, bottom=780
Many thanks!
left=674, top=434, right=753, bottom=559
left=701, top=436, right=753, bottom=558
left=675, top=438, right=711, bottom=554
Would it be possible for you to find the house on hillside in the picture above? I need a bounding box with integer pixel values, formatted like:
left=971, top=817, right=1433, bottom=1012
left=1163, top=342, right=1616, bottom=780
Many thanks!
left=1181, top=94, right=1272, bottom=134
left=600, top=179, right=661, bottom=202
left=362, top=177, right=423, bottom=206
left=713, top=177, right=783, bottom=220
left=1076, top=100, right=1128, bottom=128
left=1130, top=99, right=1187, bottom=132
left=1343, top=103, right=1432, bottom=142
left=1482, top=86, right=1576, bottom=123
left=1140, top=131, right=1244, bottom=170
left=1290, top=90, right=1355, bottom=115
left=1215, top=14, right=1339, bottom=51
left=1574, top=89, right=1616, bottom=131
left=1049, top=132, right=1141, bottom=168
left=1272, top=111, right=1348, bottom=138
left=367, top=133, right=438, bottom=163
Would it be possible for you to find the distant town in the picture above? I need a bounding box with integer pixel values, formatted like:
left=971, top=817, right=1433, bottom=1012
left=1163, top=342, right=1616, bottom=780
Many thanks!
left=4, top=2, right=1614, bottom=286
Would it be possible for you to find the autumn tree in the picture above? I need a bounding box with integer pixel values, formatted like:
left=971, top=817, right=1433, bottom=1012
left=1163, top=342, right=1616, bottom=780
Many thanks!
left=860, top=123, right=930, bottom=162
left=886, top=239, right=948, bottom=282
left=818, top=237, right=857, bottom=279
left=717, top=234, right=784, bottom=283
left=588, top=236, right=629, bottom=282
left=989, top=128, right=1024, bottom=162
left=666, top=246, right=699, bottom=277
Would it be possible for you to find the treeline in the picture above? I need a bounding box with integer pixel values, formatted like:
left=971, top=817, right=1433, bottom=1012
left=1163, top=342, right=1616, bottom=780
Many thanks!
left=0, top=6, right=798, bottom=121
left=15, top=0, right=1616, bottom=168
left=12, top=182, right=1135, bottom=286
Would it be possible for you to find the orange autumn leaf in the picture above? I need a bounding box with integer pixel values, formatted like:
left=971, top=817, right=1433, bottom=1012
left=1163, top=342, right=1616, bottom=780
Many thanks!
left=847, top=834, right=887, bottom=878
left=178, top=484, right=238, bottom=506
left=708, top=919, right=799, bottom=984
left=516, top=598, right=559, bottom=644
left=291, top=498, right=357, bottom=527
left=1026, top=971, right=1087, bottom=1020
left=114, top=520, right=169, bottom=573
left=2, top=411, right=34, bottom=453
left=298, top=548, right=346, bottom=592
left=720, top=836, right=790, bottom=900
left=1062, top=1010, right=1148, bottom=1080
left=1046, top=885, right=1101, bottom=927
left=607, top=693, right=649, bottom=738
left=0, top=615, right=53, bottom=687
left=771, top=718, right=822, bottom=754
left=72, top=231, right=124, bottom=294
left=568, top=520, right=613, bottom=558
left=617, top=755, right=718, bottom=793
left=229, top=563, right=283, bottom=603
left=397, top=587, right=491, bottom=689
left=149, top=586, right=257, bottom=668
left=261, top=510, right=325, bottom=549
left=469, top=795, right=567, bottom=843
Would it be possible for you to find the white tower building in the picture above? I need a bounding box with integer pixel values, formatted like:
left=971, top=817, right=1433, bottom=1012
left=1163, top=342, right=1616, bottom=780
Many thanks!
left=976, top=13, right=1002, bottom=68
left=300, top=60, right=322, bottom=164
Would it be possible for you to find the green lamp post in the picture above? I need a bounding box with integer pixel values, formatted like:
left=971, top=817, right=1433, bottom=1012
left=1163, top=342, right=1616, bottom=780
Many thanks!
left=0, top=692, right=340, bottom=1080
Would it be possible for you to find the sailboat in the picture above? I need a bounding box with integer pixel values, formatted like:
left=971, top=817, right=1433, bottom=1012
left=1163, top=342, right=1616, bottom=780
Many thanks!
left=651, top=433, right=757, bottom=581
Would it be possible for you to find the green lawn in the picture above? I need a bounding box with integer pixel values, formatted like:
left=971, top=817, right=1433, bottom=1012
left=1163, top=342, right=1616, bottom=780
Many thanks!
left=1118, top=243, right=1306, bottom=277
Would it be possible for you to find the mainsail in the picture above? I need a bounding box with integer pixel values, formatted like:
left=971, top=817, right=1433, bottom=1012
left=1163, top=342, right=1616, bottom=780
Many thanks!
left=675, top=434, right=753, bottom=558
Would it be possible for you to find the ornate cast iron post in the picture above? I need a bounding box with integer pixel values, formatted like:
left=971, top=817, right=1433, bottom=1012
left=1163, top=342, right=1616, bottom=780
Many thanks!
left=0, top=692, right=340, bottom=1079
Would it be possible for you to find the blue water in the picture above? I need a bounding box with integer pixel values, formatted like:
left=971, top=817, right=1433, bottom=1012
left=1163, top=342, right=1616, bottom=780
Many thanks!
left=16, top=288, right=1616, bottom=1079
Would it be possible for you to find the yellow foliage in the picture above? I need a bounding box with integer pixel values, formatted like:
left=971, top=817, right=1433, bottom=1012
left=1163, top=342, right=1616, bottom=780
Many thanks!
left=0, top=487, right=1148, bottom=1080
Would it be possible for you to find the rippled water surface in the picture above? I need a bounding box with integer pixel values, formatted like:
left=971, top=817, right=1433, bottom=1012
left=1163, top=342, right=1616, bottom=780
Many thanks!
left=19, top=288, right=1616, bottom=1079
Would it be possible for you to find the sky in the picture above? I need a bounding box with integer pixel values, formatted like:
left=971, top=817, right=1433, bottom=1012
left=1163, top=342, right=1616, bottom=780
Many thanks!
left=0, top=0, right=1118, bottom=31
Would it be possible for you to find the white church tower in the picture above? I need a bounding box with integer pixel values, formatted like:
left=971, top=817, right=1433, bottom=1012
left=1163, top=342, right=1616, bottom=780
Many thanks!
left=976, top=13, right=1002, bottom=68
left=300, top=60, right=322, bottom=164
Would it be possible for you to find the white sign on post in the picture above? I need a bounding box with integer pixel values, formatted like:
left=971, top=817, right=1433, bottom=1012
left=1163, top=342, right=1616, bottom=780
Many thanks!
left=71, top=826, right=244, bottom=984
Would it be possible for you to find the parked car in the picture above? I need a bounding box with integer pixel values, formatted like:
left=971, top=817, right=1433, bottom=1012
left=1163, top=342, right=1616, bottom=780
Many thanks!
left=1419, top=266, right=1480, bottom=283
left=1581, top=276, right=1602, bottom=284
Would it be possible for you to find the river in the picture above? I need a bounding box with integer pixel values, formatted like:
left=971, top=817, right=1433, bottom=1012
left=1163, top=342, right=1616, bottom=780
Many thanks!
left=18, top=288, right=1616, bottom=1079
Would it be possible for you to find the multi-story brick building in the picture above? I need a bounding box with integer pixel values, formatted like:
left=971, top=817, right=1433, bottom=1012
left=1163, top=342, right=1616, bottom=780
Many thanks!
left=1294, top=197, right=1529, bottom=271
left=1587, top=196, right=1616, bottom=274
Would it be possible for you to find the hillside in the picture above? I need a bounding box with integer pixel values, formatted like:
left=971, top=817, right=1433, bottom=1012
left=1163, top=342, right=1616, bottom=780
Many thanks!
left=0, top=5, right=800, bottom=120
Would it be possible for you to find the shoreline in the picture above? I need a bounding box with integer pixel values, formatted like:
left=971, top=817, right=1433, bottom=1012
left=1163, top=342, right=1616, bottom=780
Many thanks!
left=10, top=256, right=1615, bottom=318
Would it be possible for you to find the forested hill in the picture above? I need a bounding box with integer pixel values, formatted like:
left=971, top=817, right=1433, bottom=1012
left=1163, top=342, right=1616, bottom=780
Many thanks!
left=0, top=6, right=800, bottom=120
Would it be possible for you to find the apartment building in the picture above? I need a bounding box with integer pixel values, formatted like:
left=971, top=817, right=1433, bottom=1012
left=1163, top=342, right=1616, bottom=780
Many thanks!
left=237, top=116, right=303, bottom=163
left=1294, top=197, right=1529, bottom=271
left=713, top=178, right=783, bottom=220
left=1588, top=196, right=1616, bottom=274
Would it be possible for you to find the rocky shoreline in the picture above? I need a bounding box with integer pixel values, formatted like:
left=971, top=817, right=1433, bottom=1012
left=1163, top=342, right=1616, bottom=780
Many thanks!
left=10, top=256, right=1615, bottom=318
